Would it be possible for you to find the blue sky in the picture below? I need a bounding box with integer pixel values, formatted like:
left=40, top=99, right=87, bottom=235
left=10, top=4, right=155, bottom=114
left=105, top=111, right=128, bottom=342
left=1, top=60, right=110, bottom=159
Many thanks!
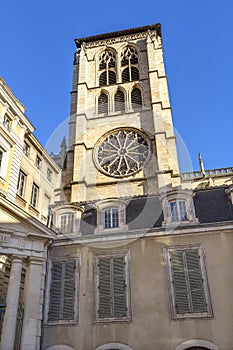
left=1, top=0, right=232, bottom=172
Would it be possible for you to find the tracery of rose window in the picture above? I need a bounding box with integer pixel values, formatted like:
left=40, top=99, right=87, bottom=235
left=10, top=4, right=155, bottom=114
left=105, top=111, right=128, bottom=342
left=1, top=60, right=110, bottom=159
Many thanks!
left=94, top=128, right=150, bottom=177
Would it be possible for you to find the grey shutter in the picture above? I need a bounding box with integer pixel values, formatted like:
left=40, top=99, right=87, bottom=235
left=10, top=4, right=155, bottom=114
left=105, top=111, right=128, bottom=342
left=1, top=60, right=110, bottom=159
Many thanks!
left=98, top=258, right=111, bottom=318
left=98, top=256, right=127, bottom=318
left=186, top=250, right=207, bottom=313
left=171, top=251, right=190, bottom=314
left=113, top=256, right=127, bottom=317
left=63, top=260, right=76, bottom=319
left=49, top=261, right=63, bottom=321
left=49, top=260, right=76, bottom=321
left=171, top=249, right=207, bottom=315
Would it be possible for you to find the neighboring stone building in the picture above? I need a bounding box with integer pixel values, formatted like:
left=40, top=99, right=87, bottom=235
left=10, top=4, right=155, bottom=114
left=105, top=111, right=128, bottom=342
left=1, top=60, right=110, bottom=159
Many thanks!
left=41, top=24, right=233, bottom=350
left=0, top=78, right=60, bottom=350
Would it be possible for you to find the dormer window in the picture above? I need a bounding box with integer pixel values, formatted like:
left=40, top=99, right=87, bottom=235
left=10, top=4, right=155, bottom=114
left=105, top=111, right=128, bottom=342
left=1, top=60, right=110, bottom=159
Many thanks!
left=104, top=208, right=119, bottom=229
left=160, top=190, right=198, bottom=226
left=60, top=214, right=74, bottom=234
left=169, top=200, right=188, bottom=222
left=95, top=199, right=127, bottom=234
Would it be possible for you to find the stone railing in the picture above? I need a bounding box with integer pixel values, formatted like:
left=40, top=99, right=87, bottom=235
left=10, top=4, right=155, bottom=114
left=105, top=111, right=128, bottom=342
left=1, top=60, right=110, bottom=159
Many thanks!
left=181, top=167, right=233, bottom=180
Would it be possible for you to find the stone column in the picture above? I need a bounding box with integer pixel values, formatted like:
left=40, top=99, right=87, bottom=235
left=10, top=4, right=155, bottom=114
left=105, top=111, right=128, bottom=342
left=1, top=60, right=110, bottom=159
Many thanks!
left=20, top=257, right=45, bottom=350
left=0, top=255, right=23, bottom=350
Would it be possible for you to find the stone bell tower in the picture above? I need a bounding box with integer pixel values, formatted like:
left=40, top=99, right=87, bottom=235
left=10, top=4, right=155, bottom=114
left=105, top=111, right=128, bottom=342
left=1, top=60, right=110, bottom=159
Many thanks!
left=63, top=24, right=180, bottom=204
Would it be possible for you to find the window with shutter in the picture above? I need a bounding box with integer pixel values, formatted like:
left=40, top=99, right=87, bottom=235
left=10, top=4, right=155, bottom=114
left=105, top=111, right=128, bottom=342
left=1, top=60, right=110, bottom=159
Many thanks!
left=48, top=259, right=77, bottom=322
left=166, top=245, right=212, bottom=319
left=95, top=253, right=131, bottom=322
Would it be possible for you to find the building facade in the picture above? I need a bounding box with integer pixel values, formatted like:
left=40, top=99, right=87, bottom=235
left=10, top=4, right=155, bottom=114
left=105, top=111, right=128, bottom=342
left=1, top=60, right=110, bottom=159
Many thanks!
left=1, top=23, right=233, bottom=350
left=0, top=78, right=60, bottom=350
left=42, top=24, right=233, bottom=350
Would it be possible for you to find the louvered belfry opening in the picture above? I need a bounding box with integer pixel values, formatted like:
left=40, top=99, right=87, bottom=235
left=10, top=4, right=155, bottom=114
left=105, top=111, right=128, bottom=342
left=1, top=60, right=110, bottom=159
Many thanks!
left=170, top=249, right=207, bottom=315
left=98, top=256, right=127, bottom=319
left=48, top=260, right=76, bottom=321
left=114, top=89, right=125, bottom=112
left=99, top=50, right=116, bottom=86
left=131, top=87, right=142, bottom=110
left=98, top=92, right=108, bottom=115
left=121, top=46, right=139, bottom=82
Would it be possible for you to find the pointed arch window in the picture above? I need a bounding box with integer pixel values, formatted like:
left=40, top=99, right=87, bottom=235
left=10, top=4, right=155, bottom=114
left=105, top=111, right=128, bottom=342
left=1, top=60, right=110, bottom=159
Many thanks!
left=114, top=90, right=125, bottom=113
left=131, top=87, right=142, bottom=110
left=121, top=47, right=139, bottom=83
left=98, top=92, right=108, bottom=115
left=99, top=50, right=116, bottom=86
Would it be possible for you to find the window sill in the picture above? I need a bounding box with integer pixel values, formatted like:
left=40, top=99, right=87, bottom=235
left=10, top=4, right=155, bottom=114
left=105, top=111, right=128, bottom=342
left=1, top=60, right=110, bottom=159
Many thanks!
left=29, top=205, right=39, bottom=216
left=94, top=316, right=131, bottom=324
left=16, top=194, right=27, bottom=206
left=172, top=312, right=213, bottom=320
left=94, top=225, right=128, bottom=235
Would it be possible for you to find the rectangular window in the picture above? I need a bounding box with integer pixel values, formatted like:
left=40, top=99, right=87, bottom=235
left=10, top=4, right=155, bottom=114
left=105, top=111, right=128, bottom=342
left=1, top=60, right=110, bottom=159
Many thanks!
left=48, top=259, right=77, bottom=322
left=17, top=170, right=27, bottom=197
left=23, top=142, right=30, bottom=157
left=47, top=168, right=52, bottom=181
left=166, top=245, right=212, bottom=319
left=30, top=183, right=39, bottom=207
left=36, top=156, right=41, bottom=169
left=104, top=208, right=119, bottom=228
left=0, top=149, right=3, bottom=170
left=95, top=253, right=131, bottom=321
left=3, top=116, right=11, bottom=130
left=169, top=200, right=188, bottom=222
left=60, top=214, right=73, bottom=234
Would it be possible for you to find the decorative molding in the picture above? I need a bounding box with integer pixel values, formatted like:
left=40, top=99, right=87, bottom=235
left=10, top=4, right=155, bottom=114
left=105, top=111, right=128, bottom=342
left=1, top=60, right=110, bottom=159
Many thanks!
left=95, top=344, right=133, bottom=350
left=175, top=339, right=218, bottom=350
left=81, top=31, right=161, bottom=49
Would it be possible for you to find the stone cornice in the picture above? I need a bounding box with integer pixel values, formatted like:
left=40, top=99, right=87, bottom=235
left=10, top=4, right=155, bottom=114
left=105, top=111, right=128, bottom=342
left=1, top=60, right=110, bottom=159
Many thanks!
left=75, top=23, right=161, bottom=49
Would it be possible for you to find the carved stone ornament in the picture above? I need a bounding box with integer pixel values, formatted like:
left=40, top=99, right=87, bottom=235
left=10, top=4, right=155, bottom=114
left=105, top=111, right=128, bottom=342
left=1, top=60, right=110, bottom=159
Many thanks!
left=93, top=128, right=151, bottom=178
left=85, top=32, right=148, bottom=48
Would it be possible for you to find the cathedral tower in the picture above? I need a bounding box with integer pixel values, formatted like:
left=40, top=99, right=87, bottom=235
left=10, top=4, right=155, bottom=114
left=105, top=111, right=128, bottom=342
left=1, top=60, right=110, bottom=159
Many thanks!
left=63, top=24, right=180, bottom=204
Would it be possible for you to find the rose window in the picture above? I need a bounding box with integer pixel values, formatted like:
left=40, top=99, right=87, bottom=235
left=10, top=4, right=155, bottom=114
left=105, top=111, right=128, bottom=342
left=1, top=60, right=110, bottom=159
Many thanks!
left=94, top=128, right=150, bottom=177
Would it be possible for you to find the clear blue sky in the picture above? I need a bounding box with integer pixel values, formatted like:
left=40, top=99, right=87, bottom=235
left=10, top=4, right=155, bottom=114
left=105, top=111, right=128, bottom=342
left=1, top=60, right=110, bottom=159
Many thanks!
left=1, top=0, right=232, bottom=172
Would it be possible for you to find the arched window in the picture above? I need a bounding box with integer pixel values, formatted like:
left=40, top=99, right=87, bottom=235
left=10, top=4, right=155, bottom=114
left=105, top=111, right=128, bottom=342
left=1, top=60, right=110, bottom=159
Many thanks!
left=131, top=87, right=142, bottom=110
left=99, top=50, right=116, bottom=86
left=121, top=47, right=139, bottom=82
left=98, top=93, right=108, bottom=115
left=114, top=90, right=125, bottom=112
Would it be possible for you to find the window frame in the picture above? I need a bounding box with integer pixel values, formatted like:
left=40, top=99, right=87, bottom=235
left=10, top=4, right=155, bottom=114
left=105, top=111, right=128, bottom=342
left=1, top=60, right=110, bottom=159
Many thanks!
left=46, top=257, right=80, bottom=325
left=94, top=250, right=131, bottom=323
left=95, top=199, right=127, bottom=234
left=36, top=156, right=42, bottom=169
left=160, top=190, right=198, bottom=226
left=30, top=182, right=39, bottom=208
left=17, top=169, right=27, bottom=197
left=47, top=167, right=52, bottom=182
left=165, top=244, right=213, bottom=319
left=23, top=142, right=30, bottom=157
left=60, top=213, right=74, bottom=234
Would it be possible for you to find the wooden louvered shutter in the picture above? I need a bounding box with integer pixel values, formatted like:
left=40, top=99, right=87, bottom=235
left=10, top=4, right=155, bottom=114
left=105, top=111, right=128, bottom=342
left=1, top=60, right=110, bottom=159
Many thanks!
left=108, top=70, right=116, bottom=85
left=131, top=66, right=139, bottom=81
left=171, top=249, right=207, bottom=315
left=122, top=67, right=130, bottom=82
left=49, top=261, right=63, bottom=320
left=99, top=71, right=107, bottom=86
left=98, top=258, right=111, bottom=318
left=113, top=256, right=127, bottom=317
left=49, top=260, right=76, bottom=321
left=98, top=256, right=127, bottom=318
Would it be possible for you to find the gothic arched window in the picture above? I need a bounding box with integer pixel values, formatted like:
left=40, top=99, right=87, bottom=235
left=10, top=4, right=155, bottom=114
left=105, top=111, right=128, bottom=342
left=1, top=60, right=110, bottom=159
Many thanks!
left=114, top=89, right=125, bottom=112
left=131, top=87, right=142, bottom=110
left=121, top=47, right=139, bottom=82
left=98, top=92, right=108, bottom=115
left=99, top=50, right=116, bottom=86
